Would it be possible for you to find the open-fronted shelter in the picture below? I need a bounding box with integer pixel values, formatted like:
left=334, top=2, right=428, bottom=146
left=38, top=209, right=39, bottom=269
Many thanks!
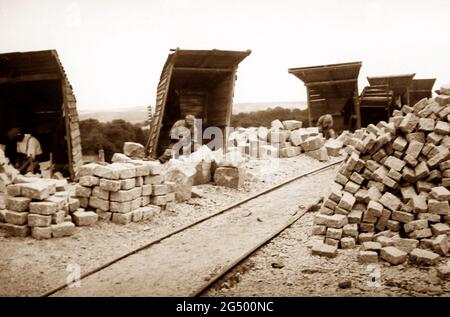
left=0, top=50, right=82, bottom=179
left=146, top=48, right=251, bottom=158
left=288, top=61, right=362, bottom=132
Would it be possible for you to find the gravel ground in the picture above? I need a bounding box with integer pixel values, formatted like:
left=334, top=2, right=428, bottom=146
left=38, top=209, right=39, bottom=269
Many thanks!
left=0, top=154, right=335, bottom=296
left=52, top=166, right=338, bottom=296
left=204, top=213, right=450, bottom=297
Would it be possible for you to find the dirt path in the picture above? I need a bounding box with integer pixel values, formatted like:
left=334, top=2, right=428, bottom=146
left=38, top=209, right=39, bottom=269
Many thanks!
left=52, top=168, right=338, bottom=296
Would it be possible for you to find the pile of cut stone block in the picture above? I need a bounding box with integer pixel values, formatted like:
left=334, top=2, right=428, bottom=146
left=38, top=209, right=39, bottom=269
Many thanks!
left=0, top=148, right=19, bottom=193
left=0, top=178, right=79, bottom=239
left=228, top=119, right=343, bottom=161
left=311, top=85, right=450, bottom=267
left=74, top=159, right=169, bottom=225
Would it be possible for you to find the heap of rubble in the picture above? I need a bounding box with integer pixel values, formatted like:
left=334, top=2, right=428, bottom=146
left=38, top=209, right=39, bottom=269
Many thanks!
left=0, top=177, right=79, bottom=239
left=312, top=85, right=450, bottom=266
left=228, top=119, right=343, bottom=161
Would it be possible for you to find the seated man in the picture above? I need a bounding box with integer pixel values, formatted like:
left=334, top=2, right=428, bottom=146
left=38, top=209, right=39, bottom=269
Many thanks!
left=8, top=128, right=43, bottom=174
left=317, top=114, right=336, bottom=139
left=158, top=114, right=199, bottom=163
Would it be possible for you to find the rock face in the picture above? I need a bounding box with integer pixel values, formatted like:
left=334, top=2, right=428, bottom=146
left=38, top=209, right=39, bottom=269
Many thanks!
left=123, top=142, right=145, bottom=158
left=213, top=166, right=245, bottom=189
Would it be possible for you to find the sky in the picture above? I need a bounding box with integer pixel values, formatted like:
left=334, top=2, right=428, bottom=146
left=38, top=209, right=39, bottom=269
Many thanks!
left=0, top=0, right=449, bottom=111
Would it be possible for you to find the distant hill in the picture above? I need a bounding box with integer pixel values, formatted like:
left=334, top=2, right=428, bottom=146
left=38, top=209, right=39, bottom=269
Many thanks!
left=79, top=106, right=148, bottom=124
left=233, top=101, right=307, bottom=113
left=78, top=101, right=307, bottom=123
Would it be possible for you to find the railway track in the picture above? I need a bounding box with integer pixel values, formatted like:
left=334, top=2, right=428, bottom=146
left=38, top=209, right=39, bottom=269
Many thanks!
left=191, top=196, right=322, bottom=297
left=42, top=158, right=343, bottom=297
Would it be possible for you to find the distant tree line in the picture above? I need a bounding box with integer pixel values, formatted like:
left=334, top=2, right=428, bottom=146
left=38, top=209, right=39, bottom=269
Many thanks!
left=231, top=107, right=309, bottom=128
left=79, top=119, right=149, bottom=162
left=79, top=107, right=308, bottom=160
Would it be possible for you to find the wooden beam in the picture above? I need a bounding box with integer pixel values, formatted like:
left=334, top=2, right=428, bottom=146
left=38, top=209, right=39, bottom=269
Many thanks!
left=305, top=78, right=357, bottom=87
left=288, top=61, right=362, bottom=74
left=225, top=68, right=237, bottom=132
left=61, top=81, right=74, bottom=180
left=0, top=73, right=60, bottom=84
left=149, top=64, right=174, bottom=158
left=353, top=81, right=361, bottom=130
left=306, top=88, right=313, bottom=127
left=173, top=67, right=233, bottom=73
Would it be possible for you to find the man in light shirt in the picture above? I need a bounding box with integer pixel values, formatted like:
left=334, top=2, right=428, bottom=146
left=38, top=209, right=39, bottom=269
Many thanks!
left=8, top=127, right=43, bottom=174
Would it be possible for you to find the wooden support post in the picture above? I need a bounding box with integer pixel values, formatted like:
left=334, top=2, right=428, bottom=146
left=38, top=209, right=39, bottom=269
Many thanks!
left=353, top=82, right=361, bottom=130
left=224, top=68, right=237, bottom=149
left=306, top=87, right=313, bottom=127
left=61, top=81, right=75, bottom=180
left=98, top=149, right=105, bottom=162
left=49, top=153, right=54, bottom=179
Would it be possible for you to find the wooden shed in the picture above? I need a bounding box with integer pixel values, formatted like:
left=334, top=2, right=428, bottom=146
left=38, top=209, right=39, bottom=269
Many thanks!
left=0, top=50, right=82, bottom=179
left=359, top=84, right=395, bottom=127
left=146, top=48, right=251, bottom=158
left=288, top=62, right=362, bottom=132
left=367, top=73, right=416, bottom=107
left=407, top=78, right=436, bottom=106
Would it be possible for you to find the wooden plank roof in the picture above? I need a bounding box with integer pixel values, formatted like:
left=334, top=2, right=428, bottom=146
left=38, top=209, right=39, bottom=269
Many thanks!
left=167, top=48, right=252, bottom=70
left=288, top=61, right=362, bottom=99
left=159, top=48, right=252, bottom=96
left=0, top=50, right=63, bottom=82
left=367, top=73, right=416, bottom=96
left=410, top=78, right=436, bottom=91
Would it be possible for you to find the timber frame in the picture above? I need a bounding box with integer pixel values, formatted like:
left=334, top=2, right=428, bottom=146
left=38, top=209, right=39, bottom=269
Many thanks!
left=0, top=50, right=82, bottom=179
left=407, top=78, right=436, bottom=106
left=146, top=48, right=251, bottom=158
left=288, top=61, right=362, bottom=132
left=367, top=73, right=416, bottom=107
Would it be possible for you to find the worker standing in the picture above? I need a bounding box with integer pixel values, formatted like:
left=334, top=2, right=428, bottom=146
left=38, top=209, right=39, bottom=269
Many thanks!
left=317, top=114, right=336, bottom=139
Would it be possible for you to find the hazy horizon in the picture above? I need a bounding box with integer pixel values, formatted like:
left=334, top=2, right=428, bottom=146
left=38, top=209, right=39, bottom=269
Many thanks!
left=77, top=100, right=308, bottom=113
left=1, top=0, right=449, bottom=111
left=76, top=100, right=308, bottom=124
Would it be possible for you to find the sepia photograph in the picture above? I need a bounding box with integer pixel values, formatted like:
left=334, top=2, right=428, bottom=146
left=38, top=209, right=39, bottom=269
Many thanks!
left=0, top=0, right=450, bottom=306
